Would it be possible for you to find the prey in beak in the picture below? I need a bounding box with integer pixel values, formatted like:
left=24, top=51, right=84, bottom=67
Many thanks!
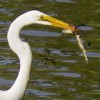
left=40, top=14, right=88, bottom=63
left=40, top=15, right=79, bottom=33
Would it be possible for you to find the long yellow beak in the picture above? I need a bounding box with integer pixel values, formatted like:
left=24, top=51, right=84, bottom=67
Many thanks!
left=41, top=15, right=77, bottom=32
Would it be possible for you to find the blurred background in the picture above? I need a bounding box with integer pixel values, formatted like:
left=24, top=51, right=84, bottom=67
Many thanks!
left=0, top=0, right=100, bottom=99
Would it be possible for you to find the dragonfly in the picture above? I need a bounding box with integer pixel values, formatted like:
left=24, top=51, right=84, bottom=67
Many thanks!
left=62, top=24, right=88, bottom=64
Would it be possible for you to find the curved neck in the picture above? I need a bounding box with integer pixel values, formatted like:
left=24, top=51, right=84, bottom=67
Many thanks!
left=6, top=16, right=32, bottom=99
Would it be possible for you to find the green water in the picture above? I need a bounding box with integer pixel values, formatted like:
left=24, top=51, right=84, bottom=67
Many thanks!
left=0, top=0, right=100, bottom=100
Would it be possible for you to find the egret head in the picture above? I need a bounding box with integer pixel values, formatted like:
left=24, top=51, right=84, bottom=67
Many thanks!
left=22, top=10, right=78, bottom=33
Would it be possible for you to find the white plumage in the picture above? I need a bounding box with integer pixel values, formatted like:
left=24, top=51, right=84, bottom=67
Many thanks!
left=0, top=10, right=74, bottom=100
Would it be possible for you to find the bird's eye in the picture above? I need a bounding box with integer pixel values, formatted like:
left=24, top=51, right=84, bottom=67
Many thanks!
left=40, top=15, right=43, bottom=19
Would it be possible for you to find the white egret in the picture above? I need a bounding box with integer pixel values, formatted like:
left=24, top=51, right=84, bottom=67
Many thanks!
left=0, top=10, right=77, bottom=100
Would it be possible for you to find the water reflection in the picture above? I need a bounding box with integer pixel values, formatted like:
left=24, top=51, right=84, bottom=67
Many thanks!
left=62, top=59, right=77, bottom=63
left=68, top=87, right=76, bottom=92
left=0, top=0, right=100, bottom=100
left=0, top=78, right=13, bottom=85
left=50, top=72, right=81, bottom=78
left=0, top=8, right=7, bottom=13
left=34, top=79, right=53, bottom=87
left=47, top=0, right=75, bottom=3
left=79, top=26, right=94, bottom=31
left=26, top=89, right=57, bottom=97
left=0, top=59, right=15, bottom=65
left=21, top=30, right=61, bottom=37
left=33, top=48, right=74, bottom=57
left=51, top=49, right=72, bottom=56
left=0, top=38, right=7, bottom=42
left=80, top=52, right=100, bottom=58
left=0, top=21, right=10, bottom=26
left=0, top=56, right=18, bottom=65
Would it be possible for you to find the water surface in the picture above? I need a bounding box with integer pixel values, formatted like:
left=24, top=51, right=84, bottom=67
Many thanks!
left=0, top=0, right=100, bottom=100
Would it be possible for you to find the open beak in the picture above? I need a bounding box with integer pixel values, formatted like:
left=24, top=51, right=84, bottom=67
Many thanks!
left=42, top=15, right=78, bottom=32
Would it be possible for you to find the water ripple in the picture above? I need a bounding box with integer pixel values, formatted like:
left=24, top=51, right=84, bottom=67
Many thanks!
left=0, top=78, right=13, bottom=85
left=21, top=30, right=61, bottom=37
left=26, top=89, right=57, bottom=97
left=47, top=0, right=75, bottom=3
left=80, top=52, right=100, bottom=58
left=50, top=72, right=81, bottom=78
left=34, top=79, right=55, bottom=87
